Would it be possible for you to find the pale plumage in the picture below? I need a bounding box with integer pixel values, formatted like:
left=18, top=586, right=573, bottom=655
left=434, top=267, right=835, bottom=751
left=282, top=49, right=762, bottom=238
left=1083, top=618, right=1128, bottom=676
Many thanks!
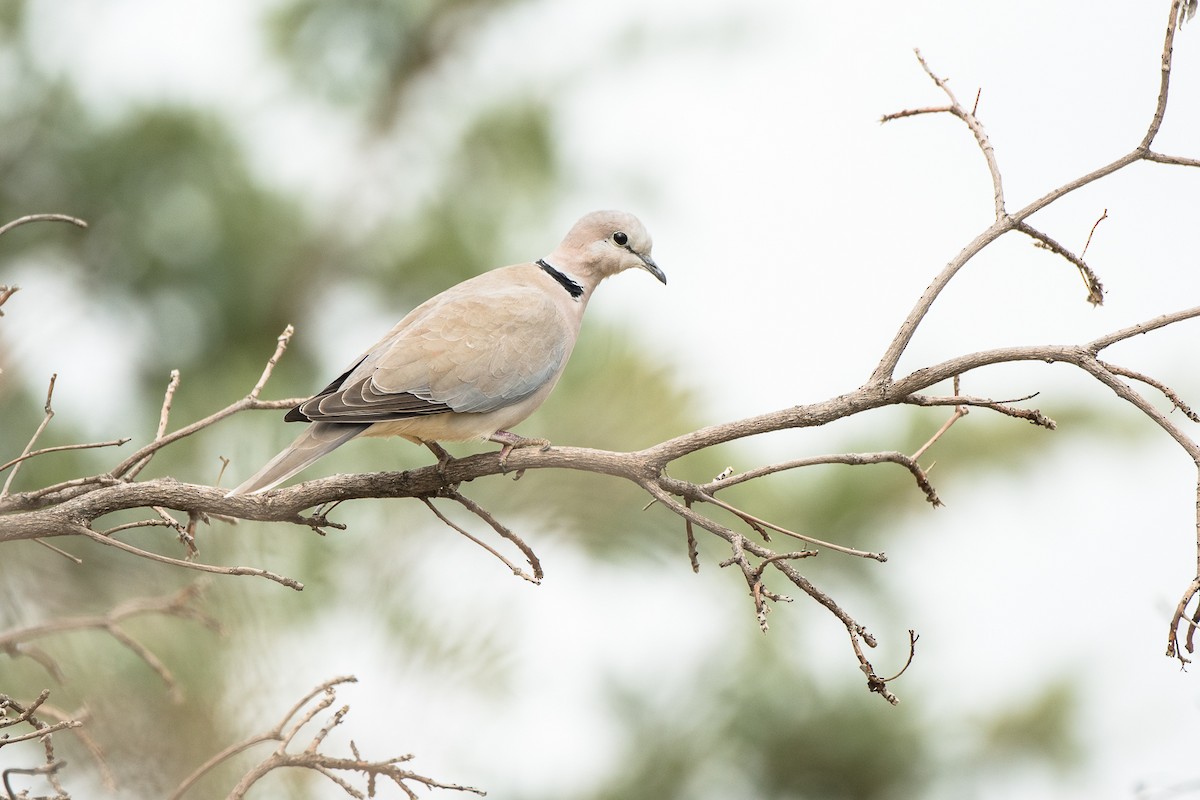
left=228, top=210, right=664, bottom=495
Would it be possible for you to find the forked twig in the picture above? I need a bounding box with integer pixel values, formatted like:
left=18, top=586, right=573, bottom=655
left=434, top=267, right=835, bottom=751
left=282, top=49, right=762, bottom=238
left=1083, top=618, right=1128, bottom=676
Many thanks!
left=421, top=491, right=543, bottom=583
left=881, top=49, right=1006, bottom=218
left=109, top=327, right=301, bottom=481
left=172, top=676, right=484, bottom=800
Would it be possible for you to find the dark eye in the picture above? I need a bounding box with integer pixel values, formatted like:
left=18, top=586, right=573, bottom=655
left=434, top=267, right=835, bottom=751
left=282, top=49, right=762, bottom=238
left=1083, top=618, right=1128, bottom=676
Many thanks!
left=613, top=231, right=629, bottom=246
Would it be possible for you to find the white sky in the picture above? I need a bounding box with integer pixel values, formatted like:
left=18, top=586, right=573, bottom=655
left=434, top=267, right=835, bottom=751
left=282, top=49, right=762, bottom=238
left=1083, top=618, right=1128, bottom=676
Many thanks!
left=7, top=1, right=1200, bottom=798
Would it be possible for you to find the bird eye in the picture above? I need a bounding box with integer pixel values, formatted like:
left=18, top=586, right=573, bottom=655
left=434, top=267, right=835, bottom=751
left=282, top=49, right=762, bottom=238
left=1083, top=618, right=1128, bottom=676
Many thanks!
left=613, top=231, right=629, bottom=246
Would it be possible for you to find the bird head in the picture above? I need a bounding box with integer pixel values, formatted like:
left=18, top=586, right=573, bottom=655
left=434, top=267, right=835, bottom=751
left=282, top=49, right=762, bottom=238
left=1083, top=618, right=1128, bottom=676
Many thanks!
left=552, top=210, right=666, bottom=285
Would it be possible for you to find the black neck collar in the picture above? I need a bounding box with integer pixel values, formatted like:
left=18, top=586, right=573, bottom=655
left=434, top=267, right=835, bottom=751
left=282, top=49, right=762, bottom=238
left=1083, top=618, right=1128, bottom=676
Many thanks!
left=537, top=258, right=584, bottom=299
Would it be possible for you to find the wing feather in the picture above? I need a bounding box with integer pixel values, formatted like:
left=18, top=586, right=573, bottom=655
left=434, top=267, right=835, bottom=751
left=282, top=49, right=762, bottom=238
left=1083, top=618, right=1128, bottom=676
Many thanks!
left=288, top=276, right=571, bottom=423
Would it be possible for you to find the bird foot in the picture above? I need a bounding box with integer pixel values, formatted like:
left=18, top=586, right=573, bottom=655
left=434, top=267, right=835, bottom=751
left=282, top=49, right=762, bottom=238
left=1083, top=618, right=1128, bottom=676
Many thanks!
left=489, top=431, right=551, bottom=472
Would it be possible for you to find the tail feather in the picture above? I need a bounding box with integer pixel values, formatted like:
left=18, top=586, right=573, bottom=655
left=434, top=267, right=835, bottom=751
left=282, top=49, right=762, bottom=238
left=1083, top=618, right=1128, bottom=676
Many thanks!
left=226, top=423, right=370, bottom=496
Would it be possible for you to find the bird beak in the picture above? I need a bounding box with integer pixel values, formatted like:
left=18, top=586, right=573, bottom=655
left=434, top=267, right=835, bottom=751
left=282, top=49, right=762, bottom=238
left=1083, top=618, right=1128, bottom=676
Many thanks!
left=638, top=253, right=667, bottom=285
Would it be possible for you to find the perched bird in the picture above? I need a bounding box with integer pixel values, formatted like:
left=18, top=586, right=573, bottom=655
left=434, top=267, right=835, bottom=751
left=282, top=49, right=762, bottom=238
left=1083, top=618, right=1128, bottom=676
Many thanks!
left=228, top=210, right=665, bottom=496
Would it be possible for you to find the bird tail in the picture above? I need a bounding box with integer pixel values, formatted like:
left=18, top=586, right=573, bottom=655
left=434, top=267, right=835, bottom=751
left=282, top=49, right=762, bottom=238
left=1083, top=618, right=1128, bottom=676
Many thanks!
left=225, top=422, right=370, bottom=496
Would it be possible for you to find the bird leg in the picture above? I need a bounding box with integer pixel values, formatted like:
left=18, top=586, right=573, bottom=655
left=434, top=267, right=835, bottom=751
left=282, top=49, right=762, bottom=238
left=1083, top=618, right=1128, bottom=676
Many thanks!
left=488, top=430, right=551, bottom=471
left=423, top=441, right=454, bottom=480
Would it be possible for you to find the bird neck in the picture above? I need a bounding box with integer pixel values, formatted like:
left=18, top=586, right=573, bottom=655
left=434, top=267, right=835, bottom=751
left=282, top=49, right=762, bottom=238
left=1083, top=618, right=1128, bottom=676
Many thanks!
left=536, top=258, right=585, bottom=299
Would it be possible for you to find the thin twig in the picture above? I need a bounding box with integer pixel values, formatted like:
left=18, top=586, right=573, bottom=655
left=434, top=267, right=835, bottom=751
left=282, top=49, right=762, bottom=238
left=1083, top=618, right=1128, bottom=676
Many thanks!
left=109, top=395, right=303, bottom=480
left=2, top=374, right=58, bottom=498
left=250, top=325, right=295, bottom=400
left=1081, top=208, right=1109, bottom=259
left=32, top=538, right=83, bottom=564
left=421, top=495, right=541, bottom=583
left=911, top=404, right=967, bottom=462
left=684, top=497, right=700, bottom=573
left=879, top=630, right=920, bottom=682
left=1016, top=220, right=1105, bottom=306
left=699, top=491, right=887, bottom=561
left=0, top=438, right=132, bottom=473
left=127, top=369, right=182, bottom=480
left=1100, top=360, right=1200, bottom=422
left=903, top=392, right=1058, bottom=430
left=700, top=451, right=942, bottom=507
left=75, top=524, right=303, bottom=590
left=0, top=718, right=81, bottom=746
left=0, top=213, right=88, bottom=238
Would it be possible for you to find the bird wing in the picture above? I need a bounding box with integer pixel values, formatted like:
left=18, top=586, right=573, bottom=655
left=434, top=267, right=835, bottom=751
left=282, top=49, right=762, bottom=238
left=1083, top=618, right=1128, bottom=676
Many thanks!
left=291, top=277, right=573, bottom=423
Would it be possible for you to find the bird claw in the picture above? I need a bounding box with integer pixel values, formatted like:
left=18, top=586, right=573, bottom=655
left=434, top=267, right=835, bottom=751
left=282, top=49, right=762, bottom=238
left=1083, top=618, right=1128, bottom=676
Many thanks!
left=491, top=432, right=551, bottom=473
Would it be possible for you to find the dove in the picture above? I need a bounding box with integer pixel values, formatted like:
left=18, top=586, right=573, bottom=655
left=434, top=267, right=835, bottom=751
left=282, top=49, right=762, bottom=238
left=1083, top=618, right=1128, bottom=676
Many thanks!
left=228, top=210, right=665, bottom=495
